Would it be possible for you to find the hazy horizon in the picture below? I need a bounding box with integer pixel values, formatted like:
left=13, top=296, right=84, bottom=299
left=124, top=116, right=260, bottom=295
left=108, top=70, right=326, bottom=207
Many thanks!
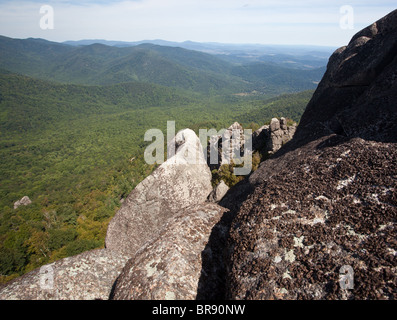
left=63, top=39, right=338, bottom=48
left=0, top=1, right=395, bottom=47
left=7, top=36, right=338, bottom=50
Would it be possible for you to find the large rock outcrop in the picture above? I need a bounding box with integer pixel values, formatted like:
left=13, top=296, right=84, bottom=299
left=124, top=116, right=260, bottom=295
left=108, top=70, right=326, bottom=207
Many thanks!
left=226, top=137, right=397, bottom=300
left=0, top=128, right=214, bottom=300
left=252, top=117, right=297, bottom=154
left=106, top=128, right=213, bottom=257
left=294, top=9, right=397, bottom=146
left=0, top=249, right=128, bottom=300
left=207, top=119, right=296, bottom=172
left=224, top=10, right=397, bottom=300
left=207, top=122, right=246, bottom=171
left=110, top=203, right=229, bottom=300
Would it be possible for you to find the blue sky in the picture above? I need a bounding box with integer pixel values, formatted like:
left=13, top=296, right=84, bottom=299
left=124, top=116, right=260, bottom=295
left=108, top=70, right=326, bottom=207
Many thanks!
left=0, top=0, right=395, bottom=46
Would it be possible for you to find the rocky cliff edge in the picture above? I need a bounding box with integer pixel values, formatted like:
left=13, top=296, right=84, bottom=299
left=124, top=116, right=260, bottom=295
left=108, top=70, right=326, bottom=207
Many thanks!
left=1, top=10, right=396, bottom=300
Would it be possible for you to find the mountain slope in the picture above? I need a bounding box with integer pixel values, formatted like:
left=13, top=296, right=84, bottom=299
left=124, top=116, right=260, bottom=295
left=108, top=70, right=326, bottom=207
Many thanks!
left=237, top=90, right=315, bottom=124
left=231, top=63, right=325, bottom=93
left=0, top=37, right=246, bottom=94
left=0, top=36, right=325, bottom=95
left=0, top=71, right=195, bottom=133
left=0, top=35, right=324, bottom=285
left=0, top=67, right=315, bottom=283
left=63, top=38, right=336, bottom=69
left=0, top=36, right=75, bottom=77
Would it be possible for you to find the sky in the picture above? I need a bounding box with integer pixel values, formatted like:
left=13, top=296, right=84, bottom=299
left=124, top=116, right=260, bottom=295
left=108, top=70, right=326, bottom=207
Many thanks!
left=0, top=0, right=395, bottom=47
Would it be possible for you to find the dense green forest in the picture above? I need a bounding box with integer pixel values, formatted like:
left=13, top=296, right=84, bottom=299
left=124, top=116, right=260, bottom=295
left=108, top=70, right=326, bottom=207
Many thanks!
left=0, top=36, right=324, bottom=95
left=0, top=36, right=320, bottom=284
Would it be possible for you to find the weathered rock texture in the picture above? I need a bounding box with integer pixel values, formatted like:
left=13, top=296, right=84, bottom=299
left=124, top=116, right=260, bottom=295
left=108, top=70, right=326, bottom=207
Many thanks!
left=224, top=10, right=397, bottom=300
left=252, top=117, right=297, bottom=154
left=110, top=203, right=229, bottom=300
left=0, top=249, right=128, bottom=300
left=226, top=137, right=397, bottom=300
left=207, top=122, right=246, bottom=171
left=294, top=9, right=397, bottom=146
left=13, top=196, right=32, bottom=209
left=208, top=181, right=230, bottom=203
left=208, top=119, right=296, bottom=172
left=106, top=128, right=212, bottom=257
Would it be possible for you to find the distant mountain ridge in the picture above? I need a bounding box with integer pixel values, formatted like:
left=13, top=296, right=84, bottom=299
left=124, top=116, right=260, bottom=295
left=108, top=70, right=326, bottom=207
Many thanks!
left=62, top=38, right=336, bottom=56
left=63, top=38, right=336, bottom=69
left=0, top=35, right=326, bottom=95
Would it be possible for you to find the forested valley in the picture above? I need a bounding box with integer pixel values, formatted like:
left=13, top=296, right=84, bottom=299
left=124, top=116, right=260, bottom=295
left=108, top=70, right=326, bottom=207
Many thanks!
left=0, top=35, right=329, bottom=283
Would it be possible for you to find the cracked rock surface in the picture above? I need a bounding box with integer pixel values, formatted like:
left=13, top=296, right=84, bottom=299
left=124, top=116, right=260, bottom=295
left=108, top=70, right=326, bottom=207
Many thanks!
left=225, top=10, right=397, bottom=300
left=111, top=203, right=229, bottom=300
left=0, top=249, right=128, bottom=300
left=294, top=9, right=397, bottom=146
left=226, top=136, right=397, bottom=300
left=106, top=128, right=213, bottom=257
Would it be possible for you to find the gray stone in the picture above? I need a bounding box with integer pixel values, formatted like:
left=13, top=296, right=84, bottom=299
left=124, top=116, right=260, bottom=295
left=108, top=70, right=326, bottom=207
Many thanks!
left=295, top=9, right=397, bottom=145
left=110, top=203, right=228, bottom=300
left=280, top=117, right=287, bottom=130
left=207, top=122, right=245, bottom=171
left=106, top=128, right=212, bottom=257
left=225, top=10, right=397, bottom=300
left=0, top=249, right=128, bottom=300
left=252, top=119, right=297, bottom=155
left=209, top=120, right=296, bottom=171
left=227, top=137, right=397, bottom=300
left=269, top=118, right=280, bottom=132
left=208, top=181, right=229, bottom=202
left=14, top=196, right=32, bottom=209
